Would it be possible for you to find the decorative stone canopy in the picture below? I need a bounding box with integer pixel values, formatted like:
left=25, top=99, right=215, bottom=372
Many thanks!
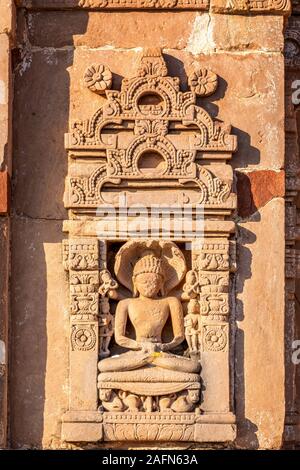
left=65, top=48, right=237, bottom=214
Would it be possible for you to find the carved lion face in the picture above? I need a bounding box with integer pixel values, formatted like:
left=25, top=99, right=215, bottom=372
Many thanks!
left=134, top=273, right=163, bottom=298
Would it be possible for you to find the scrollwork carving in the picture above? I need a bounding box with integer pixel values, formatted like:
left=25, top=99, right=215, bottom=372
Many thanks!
left=79, top=0, right=207, bottom=8
left=285, top=17, right=300, bottom=68
left=65, top=49, right=236, bottom=210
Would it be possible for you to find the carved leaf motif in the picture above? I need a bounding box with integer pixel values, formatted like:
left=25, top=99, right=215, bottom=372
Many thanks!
left=156, top=0, right=177, bottom=6
left=133, top=424, right=147, bottom=441
left=103, top=423, right=116, bottom=441
left=84, top=64, right=112, bottom=94
left=182, top=425, right=194, bottom=441
left=146, top=424, right=160, bottom=441
left=158, top=424, right=179, bottom=441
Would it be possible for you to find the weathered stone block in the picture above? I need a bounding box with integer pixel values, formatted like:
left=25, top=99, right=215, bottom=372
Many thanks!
left=10, top=219, right=69, bottom=448
left=62, top=422, right=103, bottom=442
left=237, top=170, right=285, bottom=218
left=194, top=423, right=236, bottom=442
left=236, top=198, right=285, bottom=449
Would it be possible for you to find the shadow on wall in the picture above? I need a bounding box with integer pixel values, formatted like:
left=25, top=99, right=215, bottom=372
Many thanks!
left=234, top=225, right=259, bottom=449
left=165, top=54, right=260, bottom=169
left=233, top=123, right=260, bottom=449
left=155, top=55, right=262, bottom=449
left=9, top=10, right=89, bottom=449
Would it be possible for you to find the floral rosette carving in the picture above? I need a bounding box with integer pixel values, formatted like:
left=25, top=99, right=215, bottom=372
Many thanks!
left=203, top=326, right=227, bottom=352
left=71, top=325, right=97, bottom=351
left=188, top=68, right=218, bottom=97
left=84, top=64, right=112, bottom=94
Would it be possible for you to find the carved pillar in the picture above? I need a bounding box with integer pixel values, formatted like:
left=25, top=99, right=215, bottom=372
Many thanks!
left=193, top=238, right=235, bottom=414
left=62, top=238, right=102, bottom=441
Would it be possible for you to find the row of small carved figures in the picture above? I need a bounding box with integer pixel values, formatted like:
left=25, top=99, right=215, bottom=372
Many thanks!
left=99, top=389, right=200, bottom=413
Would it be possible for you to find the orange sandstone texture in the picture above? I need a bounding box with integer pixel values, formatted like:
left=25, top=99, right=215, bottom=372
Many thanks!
left=237, top=170, right=285, bottom=218
left=8, top=5, right=288, bottom=450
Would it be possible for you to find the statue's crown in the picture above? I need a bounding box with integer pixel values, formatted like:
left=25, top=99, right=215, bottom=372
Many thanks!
left=133, top=253, right=164, bottom=278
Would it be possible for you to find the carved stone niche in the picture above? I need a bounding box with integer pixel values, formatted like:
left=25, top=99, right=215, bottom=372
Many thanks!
left=62, top=49, right=237, bottom=443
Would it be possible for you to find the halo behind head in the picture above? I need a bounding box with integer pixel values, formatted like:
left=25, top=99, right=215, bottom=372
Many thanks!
left=114, top=240, right=186, bottom=294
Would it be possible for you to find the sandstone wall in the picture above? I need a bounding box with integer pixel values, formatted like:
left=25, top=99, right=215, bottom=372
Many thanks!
left=0, top=1, right=291, bottom=449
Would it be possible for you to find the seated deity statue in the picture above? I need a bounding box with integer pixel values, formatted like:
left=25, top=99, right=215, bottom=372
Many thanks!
left=98, top=241, right=201, bottom=412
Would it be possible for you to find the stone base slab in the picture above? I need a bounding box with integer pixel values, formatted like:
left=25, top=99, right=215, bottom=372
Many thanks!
left=62, top=422, right=103, bottom=442
left=62, top=411, right=236, bottom=443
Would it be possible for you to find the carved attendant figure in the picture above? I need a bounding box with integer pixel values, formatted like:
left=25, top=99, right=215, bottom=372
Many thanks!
left=98, top=269, right=118, bottom=358
left=184, top=299, right=201, bottom=355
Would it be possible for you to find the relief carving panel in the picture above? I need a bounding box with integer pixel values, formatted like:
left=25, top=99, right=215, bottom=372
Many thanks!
left=62, top=49, right=237, bottom=443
